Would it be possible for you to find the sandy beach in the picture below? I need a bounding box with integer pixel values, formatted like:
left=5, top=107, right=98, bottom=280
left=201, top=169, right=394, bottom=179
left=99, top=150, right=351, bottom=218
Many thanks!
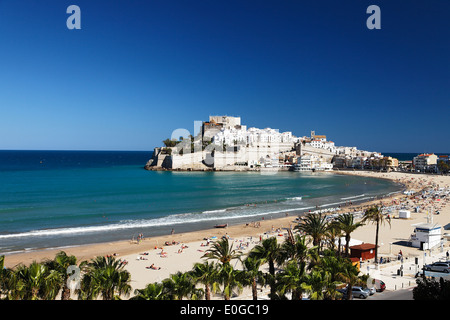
left=2, top=170, right=450, bottom=299
left=335, top=171, right=450, bottom=258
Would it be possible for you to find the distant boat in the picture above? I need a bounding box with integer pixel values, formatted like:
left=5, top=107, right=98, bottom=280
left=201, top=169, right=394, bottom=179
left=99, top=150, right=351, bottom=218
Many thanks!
left=214, top=224, right=228, bottom=228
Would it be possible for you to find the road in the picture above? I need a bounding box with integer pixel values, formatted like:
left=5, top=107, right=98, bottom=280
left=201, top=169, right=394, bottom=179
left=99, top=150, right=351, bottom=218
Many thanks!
left=364, top=288, right=414, bottom=300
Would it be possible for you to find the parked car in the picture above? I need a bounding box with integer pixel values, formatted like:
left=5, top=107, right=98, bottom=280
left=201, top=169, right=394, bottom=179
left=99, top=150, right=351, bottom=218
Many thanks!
left=337, top=288, right=348, bottom=300
left=374, top=279, right=386, bottom=292
left=338, top=286, right=370, bottom=299
left=352, top=286, right=370, bottom=299
left=365, top=286, right=376, bottom=295
left=424, top=261, right=450, bottom=273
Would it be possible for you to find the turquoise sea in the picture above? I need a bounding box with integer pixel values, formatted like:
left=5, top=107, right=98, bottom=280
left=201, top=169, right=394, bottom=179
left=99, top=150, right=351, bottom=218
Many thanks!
left=0, top=151, right=403, bottom=254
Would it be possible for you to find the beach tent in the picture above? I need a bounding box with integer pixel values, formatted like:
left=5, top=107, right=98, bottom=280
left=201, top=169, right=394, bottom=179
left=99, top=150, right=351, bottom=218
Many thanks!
left=399, top=210, right=411, bottom=219
left=335, top=237, right=363, bottom=247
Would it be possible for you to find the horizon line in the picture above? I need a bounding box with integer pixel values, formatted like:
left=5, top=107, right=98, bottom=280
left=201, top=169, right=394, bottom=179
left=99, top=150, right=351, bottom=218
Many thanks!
left=1, top=149, right=449, bottom=155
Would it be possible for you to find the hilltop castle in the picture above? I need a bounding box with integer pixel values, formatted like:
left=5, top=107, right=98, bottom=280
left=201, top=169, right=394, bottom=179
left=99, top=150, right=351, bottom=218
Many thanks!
left=145, top=116, right=388, bottom=171
left=146, top=116, right=296, bottom=171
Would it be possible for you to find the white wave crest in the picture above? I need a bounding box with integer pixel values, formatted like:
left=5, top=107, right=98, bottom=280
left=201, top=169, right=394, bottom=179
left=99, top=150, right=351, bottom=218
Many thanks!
left=341, top=194, right=365, bottom=200
left=202, top=209, right=227, bottom=214
left=286, top=196, right=302, bottom=201
left=0, top=205, right=315, bottom=240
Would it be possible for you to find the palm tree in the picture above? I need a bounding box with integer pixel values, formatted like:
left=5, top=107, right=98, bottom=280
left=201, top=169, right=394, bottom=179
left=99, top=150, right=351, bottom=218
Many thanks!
left=324, top=220, right=337, bottom=252
left=0, top=256, right=24, bottom=300
left=314, top=250, right=347, bottom=300
left=44, top=251, right=78, bottom=300
left=0, top=256, right=7, bottom=296
left=336, top=259, right=365, bottom=300
left=190, top=261, right=219, bottom=300
left=277, top=234, right=312, bottom=266
left=276, top=260, right=309, bottom=300
left=14, top=261, right=62, bottom=300
left=335, top=213, right=364, bottom=257
left=249, top=237, right=279, bottom=277
left=248, top=237, right=280, bottom=299
left=241, top=255, right=265, bottom=300
left=217, top=263, right=243, bottom=300
left=78, top=256, right=131, bottom=300
left=131, top=282, right=167, bottom=300
left=306, top=269, right=328, bottom=300
left=201, top=238, right=245, bottom=300
left=362, top=206, right=390, bottom=263
left=201, top=238, right=241, bottom=266
left=326, top=219, right=344, bottom=254
left=295, top=212, right=328, bottom=254
left=162, top=271, right=202, bottom=300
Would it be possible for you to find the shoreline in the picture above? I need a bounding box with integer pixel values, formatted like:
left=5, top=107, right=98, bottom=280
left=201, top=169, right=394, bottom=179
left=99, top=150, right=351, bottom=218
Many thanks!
left=3, top=170, right=450, bottom=293
left=1, top=171, right=403, bottom=267
left=1, top=170, right=408, bottom=268
left=0, top=170, right=400, bottom=258
left=2, top=213, right=298, bottom=268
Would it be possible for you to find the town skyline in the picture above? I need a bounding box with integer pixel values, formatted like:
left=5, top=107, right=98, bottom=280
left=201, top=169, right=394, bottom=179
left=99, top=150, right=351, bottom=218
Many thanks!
left=146, top=115, right=449, bottom=173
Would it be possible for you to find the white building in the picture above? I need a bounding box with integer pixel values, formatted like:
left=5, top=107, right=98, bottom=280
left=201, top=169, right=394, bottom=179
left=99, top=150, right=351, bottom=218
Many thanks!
left=212, top=126, right=295, bottom=154
left=208, top=115, right=242, bottom=130
left=201, top=117, right=297, bottom=170
left=294, top=154, right=333, bottom=172
left=351, top=156, right=367, bottom=169
left=413, top=153, right=438, bottom=172
left=310, top=139, right=325, bottom=149
left=294, top=155, right=313, bottom=171
left=306, top=131, right=337, bottom=154
left=410, top=223, right=442, bottom=250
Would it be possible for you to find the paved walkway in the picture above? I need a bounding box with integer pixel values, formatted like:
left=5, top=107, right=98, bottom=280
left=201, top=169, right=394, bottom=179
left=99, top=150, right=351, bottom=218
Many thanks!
left=233, top=246, right=450, bottom=300
left=363, top=247, right=450, bottom=292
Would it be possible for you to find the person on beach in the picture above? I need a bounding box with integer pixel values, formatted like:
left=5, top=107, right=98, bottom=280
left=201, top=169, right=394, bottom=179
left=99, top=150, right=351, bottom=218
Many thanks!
left=146, top=263, right=161, bottom=270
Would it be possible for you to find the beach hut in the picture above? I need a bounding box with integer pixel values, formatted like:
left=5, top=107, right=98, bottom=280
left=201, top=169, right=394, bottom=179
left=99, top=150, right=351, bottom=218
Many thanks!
left=398, top=210, right=411, bottom=219
left=349, top=243, right=377, bottom=261
left=410, top=223, right=442, bottom=250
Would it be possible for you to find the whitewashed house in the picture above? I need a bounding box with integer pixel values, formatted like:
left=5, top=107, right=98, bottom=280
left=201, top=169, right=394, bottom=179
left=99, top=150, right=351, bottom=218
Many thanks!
left=409, top=223, right=442, bottom=250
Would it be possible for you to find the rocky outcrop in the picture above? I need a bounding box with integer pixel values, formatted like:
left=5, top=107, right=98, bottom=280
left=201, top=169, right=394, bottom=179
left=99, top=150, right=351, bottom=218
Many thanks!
left=144, top=147, right=172, bottom=170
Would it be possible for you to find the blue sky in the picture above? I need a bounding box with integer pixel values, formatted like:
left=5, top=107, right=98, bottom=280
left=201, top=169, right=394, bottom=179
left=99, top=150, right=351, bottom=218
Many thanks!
left=0, top=1, right=448, bottom=153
